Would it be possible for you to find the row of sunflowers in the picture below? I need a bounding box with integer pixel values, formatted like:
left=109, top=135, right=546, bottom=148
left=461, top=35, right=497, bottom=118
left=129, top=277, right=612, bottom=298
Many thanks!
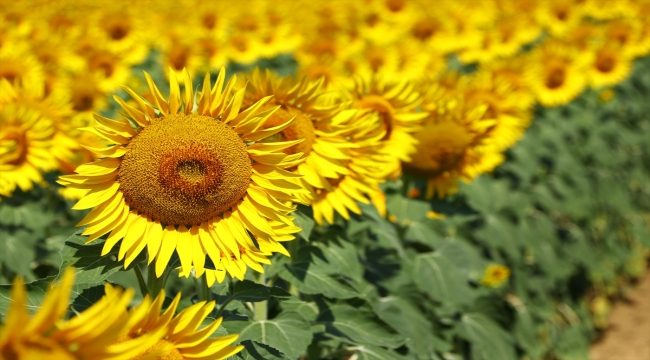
left=1, top=0, right=650, bottom=359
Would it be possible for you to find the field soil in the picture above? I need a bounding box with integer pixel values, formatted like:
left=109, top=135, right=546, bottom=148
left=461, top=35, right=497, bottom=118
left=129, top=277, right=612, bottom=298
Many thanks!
left=589, top=272, right=650, bottom=360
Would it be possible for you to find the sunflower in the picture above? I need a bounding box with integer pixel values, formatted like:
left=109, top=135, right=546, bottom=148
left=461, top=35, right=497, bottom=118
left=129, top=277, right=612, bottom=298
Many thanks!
left=458, top=70, right=532, bottom=151
left=110, top=289, right=243, bottom=359
left=525, top=41, right=589, bottom=107
left=0, top=268, right=162, bottom=360
left=478, top=56, right=536, bottom=111
left=0, top=80, right=58, bottom=198
left=587, top=42, right=633, bottom=88
left=0, top=46, right=44, bottom=90
left=481, top=264, right=511, bottom=287
left=535, top=0, right=585, bottom=38
left=58, top=68, right=305, bottom=282
left=242, top=69, right=387, bottom=224
left=349, top=73, right=427, bottom=179
left=403, top=88, right=502, bottom=199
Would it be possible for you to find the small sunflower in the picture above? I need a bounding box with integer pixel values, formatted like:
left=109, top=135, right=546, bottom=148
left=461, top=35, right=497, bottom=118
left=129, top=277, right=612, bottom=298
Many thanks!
left=242, top=69, right=387, bottom=225
left=110, top=289, right=243, bottom=360
left=403, top=89, right=502, bottom=199
left=58, top=68, right=305, bottom=282
left=525, top=41, right=589, bottom=107
left=349, top=73, right=428, bottom=179
left=0, top=80, right=58, bottom=198
left=481, top=264, right=511, bottom=288
left=0, top=268, right=162, bottom=360
left=587, top=42, right=633, bottom=88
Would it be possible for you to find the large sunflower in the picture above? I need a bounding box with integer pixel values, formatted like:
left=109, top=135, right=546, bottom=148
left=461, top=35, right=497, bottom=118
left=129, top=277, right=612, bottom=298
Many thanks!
left=0, top=80, right=58, bottom=198
left=0, top=268, right=162, bottom=360
left=349, top=73, right=427, bottom=179
left=242, top=69, right=387, bottom=225
left=111, top=289, right=243, bottom=359
left=58, top=68, right=305, bottom=281
left=403, top=88, right=502, bottom=199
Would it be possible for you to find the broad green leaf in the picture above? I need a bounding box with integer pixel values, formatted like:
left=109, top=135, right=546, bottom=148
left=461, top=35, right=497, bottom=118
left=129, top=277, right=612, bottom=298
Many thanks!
left=374, top=296, right=448, bottom=357
left=403, top=221, right=442, bottom=249
left=411, top=252, right=474, bottom=305
left=353, top=345, right=415, bottom=360
left=0, top=277, right=50, bottom=316
left=229, top=280, right=300, bottom=303
left=278, top=261, right=358, bottom=299
left=386, top=194, right=429, bottom=223
left=58, top=233, right=126, bottom=286
left=317, top=304, right=406, bottom=349
left=224, top=311, right=312, bottom=359
left=455, top=313, right=516, bottom=360
left=0, top=229, right=38, bottom=277
left=293, top=208, right=315, bottom=241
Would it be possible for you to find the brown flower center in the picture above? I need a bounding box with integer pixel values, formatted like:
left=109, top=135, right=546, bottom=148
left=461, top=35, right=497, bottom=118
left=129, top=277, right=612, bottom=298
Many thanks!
left=119, top=113, right=251, bottom=226
left=1, top=128, right=28, bottom=166
left=403, top=120, right=472, bottom=178
left=545, top=67, right=566, bottom=89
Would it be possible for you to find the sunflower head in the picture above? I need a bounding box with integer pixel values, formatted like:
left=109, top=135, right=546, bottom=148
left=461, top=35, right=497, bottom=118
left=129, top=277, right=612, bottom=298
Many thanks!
left=404, top=89, right=502, bottom=199
left=481, top=264, right=511, bottom=287
left=59, top=67, right=306, bottom=282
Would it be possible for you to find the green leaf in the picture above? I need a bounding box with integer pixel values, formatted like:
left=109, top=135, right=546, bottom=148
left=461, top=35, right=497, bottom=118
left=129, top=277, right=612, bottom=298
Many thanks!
left=411, top=252, right=473, bottom=305
left=0, top=229, right=38, bottom=277
left=374, top=296, right=448, bottom=357
left=229, top=280, right=299, bottom=303
left=314, top=239, right=364, bottom=282
left=455, top=313, right=516, bottom=360
left=234, top=340, right=289, bottom=360
left=58, top=233, right=125, bottom=286
left=0, top=277, right=50, bottom=316
left=403, top=221, right=442, bottom=249
left=224, top=311, right=313, bottom=359
left=317, top=304, right=406, bottom=349
left=353, top=345, right=414, bottom=360
left=69, top=284, right=106, bottom=315
left=278, top=247, right=359, bottom=299
left=293, top=208, right=315, bottom=241
left=386, top=194, right=430, bottom=223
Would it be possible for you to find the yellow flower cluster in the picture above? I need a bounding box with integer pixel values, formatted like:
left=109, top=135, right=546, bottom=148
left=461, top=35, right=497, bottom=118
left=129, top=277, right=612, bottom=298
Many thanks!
left=1, top=0, right=648, bottom=282
left=0, top=268, right=242, bottom=360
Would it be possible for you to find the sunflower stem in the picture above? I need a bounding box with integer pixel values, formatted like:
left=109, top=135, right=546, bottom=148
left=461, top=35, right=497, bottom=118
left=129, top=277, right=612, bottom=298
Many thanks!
left=194, top=272, right=211, bottom=302
left=133, top=264, right=148, bottom=298
left=147, top=261, right=166, bottom=298
left=253, top=271, right=267, bottom=321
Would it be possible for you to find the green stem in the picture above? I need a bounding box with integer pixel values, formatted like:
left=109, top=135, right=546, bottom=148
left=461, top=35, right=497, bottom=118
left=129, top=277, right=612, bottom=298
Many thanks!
left=147, top=261, right=166, bottom=298
left=133, top=264, right=148, bottom=298
left=215, top=297, right=234, bottom=319
left=253, top=271, right=267, bottom=321
left=193, top=271, right=211, bottom=302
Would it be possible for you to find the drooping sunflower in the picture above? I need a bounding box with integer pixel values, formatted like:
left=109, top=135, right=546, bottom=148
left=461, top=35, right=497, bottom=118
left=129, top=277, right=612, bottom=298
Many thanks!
left=110, top=289, right=243, bottom=360
left=587, top=42, right=633, bottom=88
left=0, top=268, right=162, bottom=360
left=525, top=41, right=589, bottom=107
left=458, top=70, right=532, bottom=152
left=58, top=68, right=305, bottom=281
left=403, top=87, right=502, bottom=199
left=242, top=68, right=388, bottom=225
left=349, top=73, right=428, bottom=179
left=0, top=80, right=58, bottom=198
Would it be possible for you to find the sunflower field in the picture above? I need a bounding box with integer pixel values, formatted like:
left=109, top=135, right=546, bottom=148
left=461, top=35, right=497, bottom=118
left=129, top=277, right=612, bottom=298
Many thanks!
left=1, top=0, right=650, bottom=359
